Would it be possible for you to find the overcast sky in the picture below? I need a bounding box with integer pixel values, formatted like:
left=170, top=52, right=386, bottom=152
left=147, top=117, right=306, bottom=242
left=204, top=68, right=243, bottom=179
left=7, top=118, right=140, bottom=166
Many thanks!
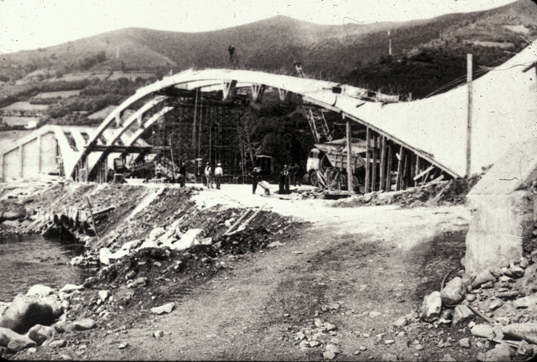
left=0, top=0, right=517, bottom=54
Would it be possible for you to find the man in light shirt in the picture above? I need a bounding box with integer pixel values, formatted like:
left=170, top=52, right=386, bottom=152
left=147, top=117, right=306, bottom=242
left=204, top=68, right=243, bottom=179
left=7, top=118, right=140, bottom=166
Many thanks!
left=214, top=162, right=223, bottom=190
left=204, top=162, right=214, bottom=189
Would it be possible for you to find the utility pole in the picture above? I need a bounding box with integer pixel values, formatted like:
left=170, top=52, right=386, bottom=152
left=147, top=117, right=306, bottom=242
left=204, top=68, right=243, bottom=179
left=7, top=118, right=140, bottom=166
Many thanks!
left=388, top=30, right=392, bottom=56
left=466, top=54, right=473, bottom=178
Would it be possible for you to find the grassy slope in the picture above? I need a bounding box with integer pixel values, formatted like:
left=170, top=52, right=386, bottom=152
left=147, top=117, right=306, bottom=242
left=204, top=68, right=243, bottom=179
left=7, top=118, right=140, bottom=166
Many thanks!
left=2, top=0, right=536, bottom=82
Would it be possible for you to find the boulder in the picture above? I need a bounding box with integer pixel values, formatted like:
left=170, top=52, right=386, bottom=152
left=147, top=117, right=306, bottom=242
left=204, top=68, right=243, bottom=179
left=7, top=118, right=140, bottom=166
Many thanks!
left=26, top=285, right=54, bottom=297
left=98, top=291, right=110, bottom=302
left=472, top=270, right=497, bottom=289
left=393, top=316, right=408, bottom=327
left=421, top=291, right=442, bottom=322
left=452, top=305, right=474, bottom=326
left=477, top=343, right=513, bottom=362
left=72, top=319, right=96, bottom=331
left=172, top=229, right=204, bottom=251
left=2, top=210, right=26, bottom=221
left=515, top=340, right=534, bottom=360
left=0, top=327, right=36, bottom=351
left=502, top=323, right=537, bottom=344
left=150, top=302, right=175, bottom=315
left=27, top=324, right=53, bottom=345
left=59, top=284, right=83, bottom=294
left=459, top=338, right=471, bottom=348
left=488, top=299, right=504, bottom=311
left=441, top=277, right=467, bottom=305
left=514, top=295, right=537, bottom=309
left=99, top=248, right=112, bottom=265
left=0, top=294, right=63, bottom=334
left=48, top=339, right=66, bottom=348
left=471, top=324, right=495, bottom=339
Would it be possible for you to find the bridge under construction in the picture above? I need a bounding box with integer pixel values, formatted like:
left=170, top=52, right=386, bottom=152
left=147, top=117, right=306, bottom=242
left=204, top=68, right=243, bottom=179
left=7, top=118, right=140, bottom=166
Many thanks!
left=2, top=40, right=537, bottom=192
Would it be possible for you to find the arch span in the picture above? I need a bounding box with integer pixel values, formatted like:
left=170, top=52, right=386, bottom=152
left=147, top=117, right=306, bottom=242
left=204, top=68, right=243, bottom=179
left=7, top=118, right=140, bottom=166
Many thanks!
left=74, top=43, right=537, bottom=180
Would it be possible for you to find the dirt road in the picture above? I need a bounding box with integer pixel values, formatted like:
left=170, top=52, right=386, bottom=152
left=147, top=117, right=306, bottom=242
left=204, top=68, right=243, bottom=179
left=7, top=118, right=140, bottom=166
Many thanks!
left=37, top=185, right=473, bottom=361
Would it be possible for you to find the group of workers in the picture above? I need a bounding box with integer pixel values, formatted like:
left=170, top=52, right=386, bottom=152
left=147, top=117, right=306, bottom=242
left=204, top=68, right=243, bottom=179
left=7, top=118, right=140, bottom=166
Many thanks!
left=277, top=162, right=304, bottom=194
left=204, top=162, right=224, bottom=189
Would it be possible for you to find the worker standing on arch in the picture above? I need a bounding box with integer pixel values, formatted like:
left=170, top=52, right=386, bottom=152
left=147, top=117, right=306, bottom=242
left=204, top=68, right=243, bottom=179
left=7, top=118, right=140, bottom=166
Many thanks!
left=228, top=44, right=235, bottom=64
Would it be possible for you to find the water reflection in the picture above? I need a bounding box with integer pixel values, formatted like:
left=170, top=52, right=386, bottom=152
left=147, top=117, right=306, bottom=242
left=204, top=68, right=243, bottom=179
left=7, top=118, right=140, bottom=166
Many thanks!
left=0, top=233, right=92, bottom=302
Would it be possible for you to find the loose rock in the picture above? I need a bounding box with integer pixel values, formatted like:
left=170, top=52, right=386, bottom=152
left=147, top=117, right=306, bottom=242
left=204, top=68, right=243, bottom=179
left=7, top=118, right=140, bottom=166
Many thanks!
left=471, top=324, right=495, bottom=339
left=0, top=327, right=36, bottom=350
left=472, top=270, right=497, bottom=289
left=27, top=324, right=53, bottom=345
left=49, top=339, right=66, bottom=348
left=452, top=305, right=474, bottom=326
left=393, top=316, right=408, bottom=327
left=421, top=291, right=442, bottom=322
left=73, top=319, right=96, bottom=331
left=150, top=302, right=175, bottom=315
left=459, top=338, right=471, bottom=348
left=441, top=277, right=466, bottom=305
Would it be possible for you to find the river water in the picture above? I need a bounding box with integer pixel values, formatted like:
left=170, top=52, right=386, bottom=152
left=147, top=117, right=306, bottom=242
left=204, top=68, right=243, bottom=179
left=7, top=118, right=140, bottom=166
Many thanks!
left=0, top=233, right=92, bottom=302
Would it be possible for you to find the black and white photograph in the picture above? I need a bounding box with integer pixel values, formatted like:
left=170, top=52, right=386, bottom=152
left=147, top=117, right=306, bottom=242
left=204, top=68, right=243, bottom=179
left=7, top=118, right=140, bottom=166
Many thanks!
left=1, top=0, right=537, bottom=360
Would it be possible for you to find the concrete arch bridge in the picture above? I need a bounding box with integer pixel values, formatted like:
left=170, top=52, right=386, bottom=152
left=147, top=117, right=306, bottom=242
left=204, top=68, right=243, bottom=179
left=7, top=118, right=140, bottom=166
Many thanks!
left=3, top=41, right=537, bottom=189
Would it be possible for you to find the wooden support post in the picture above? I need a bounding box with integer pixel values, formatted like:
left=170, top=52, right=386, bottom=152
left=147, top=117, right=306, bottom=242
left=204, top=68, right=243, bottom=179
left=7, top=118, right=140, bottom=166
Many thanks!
left=37, top=135, right=41, bottom=174
left=19, top=146, right=23, bottom=178
left=85, top=197, right=99, bottom=238
left=345, top=115, right=353, bottom=193
left=385, top=143, right=392, bottom=192
left=395, top=145, right=404, bottom=191
left=371, top=135, right=378, bottom=191
left=365, top=127, right=370, bottom=194
left=402, top=153, right=409, bottom=190
left=191, top=88, right=199, bottom=149
left=466, top=53, right=473, bottom=178
left=410, top=154, right=416, bottom=187
left=379, top=136, right=386, bottom=191
left=415, top=156, right=420, bottom=180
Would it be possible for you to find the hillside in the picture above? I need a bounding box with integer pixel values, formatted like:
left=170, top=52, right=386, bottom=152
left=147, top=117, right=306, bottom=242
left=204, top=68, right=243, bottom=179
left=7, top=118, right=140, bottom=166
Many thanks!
left=1, top=0, right=536, bottom=83
left=1, top=0, right=537, bottom=133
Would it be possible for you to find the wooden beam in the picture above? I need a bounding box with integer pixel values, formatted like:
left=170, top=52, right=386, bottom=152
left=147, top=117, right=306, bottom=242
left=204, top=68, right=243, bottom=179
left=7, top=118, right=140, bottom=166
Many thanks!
left=410, top=153, right=416, bottom=187
left=346, top=116, right=353, bottom=193
left=402, top=152, right=409, bottom=190
left=414, top=165, right=434, bottom=181
left=395, top=145, right=404, bottom=191
left=379, top=136, right=386, bottom=191
left=385, top=144, right=392, bottom=191
left=372, top=135, right=378, bottom=191
left=365, top=127, right=370, bottom=194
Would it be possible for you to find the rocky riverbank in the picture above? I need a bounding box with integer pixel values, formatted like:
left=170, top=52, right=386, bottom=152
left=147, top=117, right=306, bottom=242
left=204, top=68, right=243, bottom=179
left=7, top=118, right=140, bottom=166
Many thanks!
left=4, top=176, right=537, bottom=360
left=0, top=179, right=304, bottom=359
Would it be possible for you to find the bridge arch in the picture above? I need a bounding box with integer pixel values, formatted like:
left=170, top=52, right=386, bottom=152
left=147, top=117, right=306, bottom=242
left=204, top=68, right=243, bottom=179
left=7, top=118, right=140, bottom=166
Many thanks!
left=72, top=68, right=459, bottom=181
left=74, top=43, right=537, bottom=182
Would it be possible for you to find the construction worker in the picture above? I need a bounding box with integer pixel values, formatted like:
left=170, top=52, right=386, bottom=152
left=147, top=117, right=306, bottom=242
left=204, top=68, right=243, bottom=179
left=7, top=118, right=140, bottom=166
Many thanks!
left=279, top=165, right=290, bottom=194
left=179, top=162, right=187, bottom=187
left=250, top=167, right=260, bottom=194
left=228, top=44, right=235, bottom=63
left=155, top=162, right=163, bottom=179
left=204, top=162, right=214, bottom=189
left=215, top=162, right=223, bottom=190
